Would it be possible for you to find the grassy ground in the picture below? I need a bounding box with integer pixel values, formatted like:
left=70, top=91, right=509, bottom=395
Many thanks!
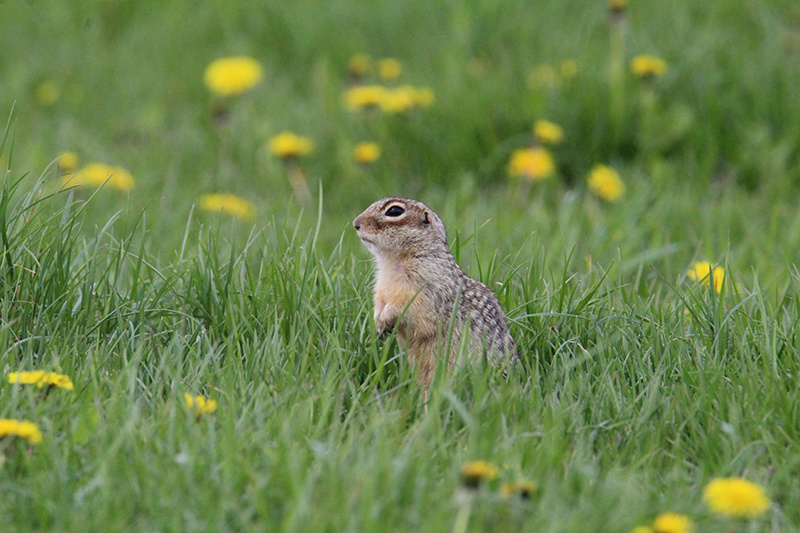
left=1, top=0, right=800, bottom=531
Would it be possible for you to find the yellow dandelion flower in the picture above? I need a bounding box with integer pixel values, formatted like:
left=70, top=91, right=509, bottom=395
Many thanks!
left=632, top=527, right=655, bottom=533
left=528, top=64, right=557, bottom=89
left=560, top=59, right=579, bottom=80
left=687, top=261, right=725, bottom=293
left=8, top=371, right=74, bottom=390
left=533, top=120, right=565, bottom=145
left=380, top=87, right=415, bottom=113
left=64, top=162, right=134, bottom=191
left=587, top=164, right=625, bottom=202
left=198, top=193, right=255, bottom=221
left=653, top=513, right=692, bottom=533
left=184, top=393, right=218, bottom=417
left=609, top=0, right=629, bottom=13
left=631, top=55, right=668, bottom=78
left=35, top=80, right=61, bottom=106
left=268, top=132, right=313, bottom=159
left=703, top=477, right=770, bottom=519
left=348, top=53, right=371, bottom=78
left=353, top=142, right=381, bottom=164
left=508, top=147, right=555, bottom=182
left=410, top=86, right=435, bottom=108
left=204, top=56, right=264, bottom=97
left=460, top=460, right=498, bottom=488
left=500, top=480, right=537, bottom=499
left=0, top=419, right=43, bottom=444
left=58, top=151, right=79, bottom=171
left=345, top=85, right=388, bottom=110
left=378, top=58, right=402, bottom=81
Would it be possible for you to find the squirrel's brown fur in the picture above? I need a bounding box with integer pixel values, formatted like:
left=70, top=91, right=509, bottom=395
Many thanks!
left=353, top=197, right=517, bottom=391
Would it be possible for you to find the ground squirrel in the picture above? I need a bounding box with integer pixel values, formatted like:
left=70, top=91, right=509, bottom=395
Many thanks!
left=353, top=197, right=517, bottom=392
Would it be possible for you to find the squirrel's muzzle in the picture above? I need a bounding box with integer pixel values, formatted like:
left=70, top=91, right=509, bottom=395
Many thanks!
left=353, top=212, right=369, bottom=231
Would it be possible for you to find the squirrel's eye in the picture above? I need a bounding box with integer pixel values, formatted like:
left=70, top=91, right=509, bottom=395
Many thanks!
left=385, top=205, right=405, bottom=217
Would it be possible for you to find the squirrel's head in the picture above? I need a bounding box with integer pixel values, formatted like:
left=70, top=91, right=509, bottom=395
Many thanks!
left=353, top=197, right=448, bottom=257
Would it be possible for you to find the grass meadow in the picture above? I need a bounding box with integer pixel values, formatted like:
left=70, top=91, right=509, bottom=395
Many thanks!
left=2, top=0, right=800, bottom=531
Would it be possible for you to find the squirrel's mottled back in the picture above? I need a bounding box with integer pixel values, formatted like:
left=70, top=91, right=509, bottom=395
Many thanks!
left=353, top=197, right=517, bottom=390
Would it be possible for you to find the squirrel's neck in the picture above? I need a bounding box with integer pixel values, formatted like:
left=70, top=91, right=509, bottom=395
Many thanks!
left=374, top=247, right=462, bottom=287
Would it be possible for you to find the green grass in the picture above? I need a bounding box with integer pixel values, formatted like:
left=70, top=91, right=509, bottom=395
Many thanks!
left=1, top=0, right=800, bottom=531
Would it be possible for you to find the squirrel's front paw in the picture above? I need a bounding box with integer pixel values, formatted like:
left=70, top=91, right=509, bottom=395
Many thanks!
left=376, top=319, right=396, bottom=340
left=375, top=305, right=399, bottom=340
left=376, top=300, right=409, bottom=341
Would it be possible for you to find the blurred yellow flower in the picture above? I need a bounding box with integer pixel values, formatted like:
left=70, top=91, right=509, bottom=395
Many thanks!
left=354, top=142, right=381, bottom=164
left=0, top=419, right=43, bottom=444
left=348, top=53, right=371, bottom=78
left=268, top=132, right=313, bottom=159
left=9, top=371, right=74, bottom=390
left=687, top=261, right=725, bottom=293
left=35, top=80, right=61, bottom=106
left=184, top=393, right=218, bottom=417
left=508, top=147, right=555, bottom=181
left=58, top=151, right=79, bottom=171
left=587, top=164, right=625, bottom=202
left=533, top=120, right=565, bottom=145
left=609, top=0, right=629, bottom=12
left=204, top=56, right=264, bottom=97
left=631, top=55, right=668, bottom=78
left=560, top=59, right=579, bottom=79
left=344, top=83, right=433, bottom=112
left=653, top=513, right=692, bottom=533
left=378, top=58, right=402, bottom=81
left=380, top=87, right=415, bottom=113
left=460, top=460, right=498, bottom=488
left=500, top=480, right=537, bottom=499
left=410, top=86, right=435, bottom=108
left=345, top=85, right=388, bottom=110
left=528, top=64, right=557, bottom=89
left=63, top=163, right=134, bottom=191
left=703, top=478, right=769, bottom=519
left=199, top=193, right=255, bottom=221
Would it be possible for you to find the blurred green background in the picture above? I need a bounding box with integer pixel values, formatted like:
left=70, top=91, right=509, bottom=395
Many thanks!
left=3, top=0, right=800, bottom=258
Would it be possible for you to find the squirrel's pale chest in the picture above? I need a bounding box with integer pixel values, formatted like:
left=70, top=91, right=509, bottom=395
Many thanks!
left=373, top=256, right=423, bottom=309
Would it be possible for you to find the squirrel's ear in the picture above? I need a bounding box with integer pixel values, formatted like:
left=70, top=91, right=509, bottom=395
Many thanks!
left=421, top=210, right=430, bottom=227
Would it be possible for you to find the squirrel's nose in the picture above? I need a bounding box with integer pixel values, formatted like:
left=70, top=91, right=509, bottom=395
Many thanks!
left=353, top=216, right=361, bottom=230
